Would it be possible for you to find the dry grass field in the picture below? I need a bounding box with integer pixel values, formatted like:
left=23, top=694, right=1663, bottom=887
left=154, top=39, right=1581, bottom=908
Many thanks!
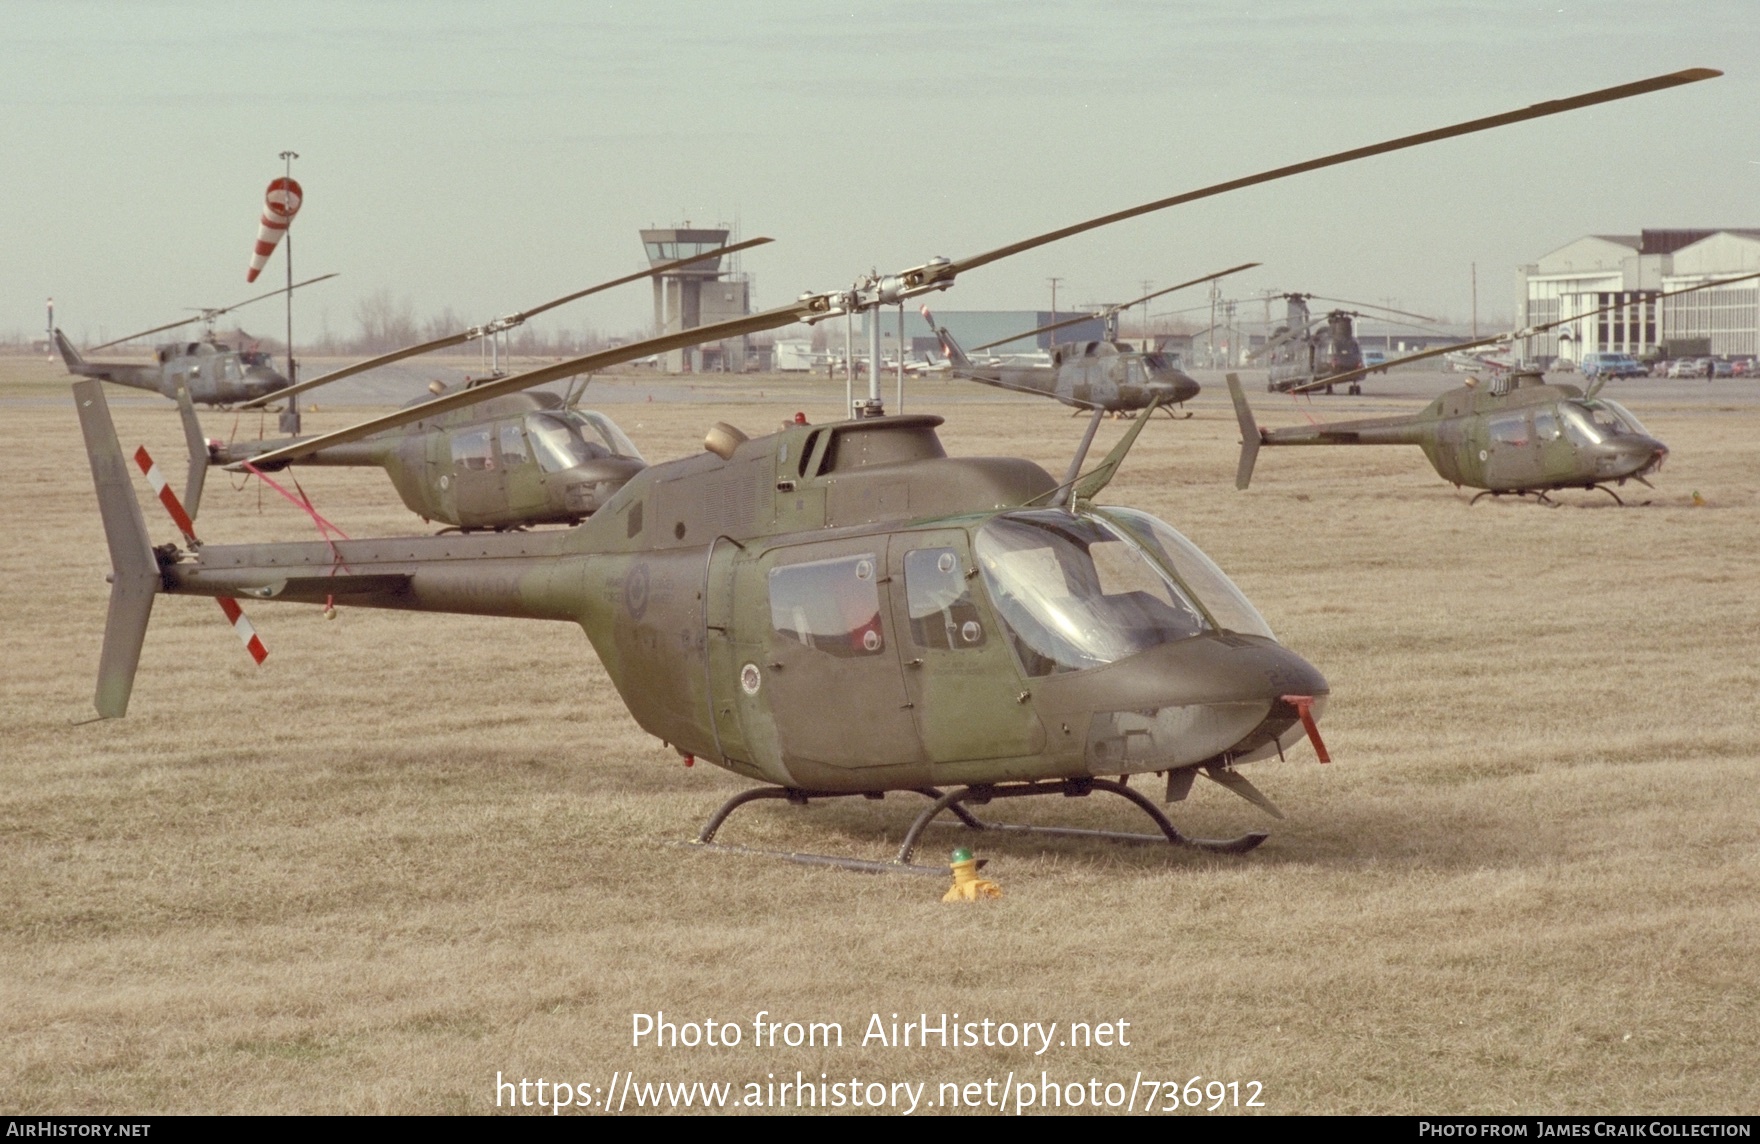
left=2, top=353, right=1756, bottom=1115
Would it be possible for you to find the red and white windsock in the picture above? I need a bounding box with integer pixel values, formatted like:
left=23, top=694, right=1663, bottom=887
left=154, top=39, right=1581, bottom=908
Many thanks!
left=245, top=176, right=304, bottom=283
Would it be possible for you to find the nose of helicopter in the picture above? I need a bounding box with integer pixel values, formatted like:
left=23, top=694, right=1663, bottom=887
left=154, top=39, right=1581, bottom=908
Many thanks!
left=246, top=368, right=291, bottom=401
left=560, top=456, right=648, bottom=515
left=1149, top=369, right=1202, bottom=405
left=1035, top=634, right=1329, bottom=772
left=1598, top=434, right=1669, bottom=479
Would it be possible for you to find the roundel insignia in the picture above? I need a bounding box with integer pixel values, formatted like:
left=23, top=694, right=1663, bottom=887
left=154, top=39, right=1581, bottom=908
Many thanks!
left=740, top=663, right=761, bottom=695
left=624, top=563, right=651, bottom=620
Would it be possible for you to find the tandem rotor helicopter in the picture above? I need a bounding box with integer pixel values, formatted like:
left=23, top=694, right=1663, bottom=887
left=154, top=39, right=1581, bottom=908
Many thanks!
left=75, top=68, right=1719, bottom=872
left=1226, top=270, right=1760, bottom=505
left=925, top=263, right=1259, bottom=415
left=1255, top=292, right=1439, bottom=395
left=53, top=274, right=338, bottom=407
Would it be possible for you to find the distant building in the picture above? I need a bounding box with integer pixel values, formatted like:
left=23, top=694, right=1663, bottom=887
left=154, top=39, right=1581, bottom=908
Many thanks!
left=822, top=309, right=1109, bottom=362
left=641, top=226, right=753, bottom=372
left=1517, top=229, right=1760, bottom=361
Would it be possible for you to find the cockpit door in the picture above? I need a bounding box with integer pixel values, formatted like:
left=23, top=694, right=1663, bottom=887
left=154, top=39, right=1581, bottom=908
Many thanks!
left=754, top=538, right=923, bottom=773
left=449, top=426, right=505, bottom=525
left=1484, top=410, right=1543, bottom=488
left=886, top=530, right=1047, bottom=765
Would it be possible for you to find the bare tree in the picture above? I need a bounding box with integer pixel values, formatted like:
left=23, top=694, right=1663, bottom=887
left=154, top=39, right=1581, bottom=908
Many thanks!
left=352, top=288, right=419, bottom=352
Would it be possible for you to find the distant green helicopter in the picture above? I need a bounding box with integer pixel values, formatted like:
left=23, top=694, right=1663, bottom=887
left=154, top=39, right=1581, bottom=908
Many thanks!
left=179, top=238, right=768, bottom=530
left=1225, top=271, right=1760, bottom=504
left=53, top=275, right=337, bottom=406
left=925, top=265, right=1257, bottom=414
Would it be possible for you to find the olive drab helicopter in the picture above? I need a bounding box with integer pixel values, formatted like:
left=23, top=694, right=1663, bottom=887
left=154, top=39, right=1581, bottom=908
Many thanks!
left=1225, top=271, right=1760, bottom=504
left=74, top=68, right=1718, bottom=871
left=176, top=239, right=770, bottom=531
left=1256, top=293, right=1438, bottom=394
left=53, top=274, right=338, bottom=406
left=924, top=263, right=1258, bottom=414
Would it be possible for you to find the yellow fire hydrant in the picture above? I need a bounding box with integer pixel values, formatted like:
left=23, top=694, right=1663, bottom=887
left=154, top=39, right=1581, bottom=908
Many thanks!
left=942, top=847, right=1002, bottom=902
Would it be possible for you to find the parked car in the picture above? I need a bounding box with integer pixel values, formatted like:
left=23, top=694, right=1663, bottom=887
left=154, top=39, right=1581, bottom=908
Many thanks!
left=1665, top=358, right=1703, bottom=378
left=1579, top=352, right=1646, bottom=379
left=1731, top=357, right=1755, bottom=377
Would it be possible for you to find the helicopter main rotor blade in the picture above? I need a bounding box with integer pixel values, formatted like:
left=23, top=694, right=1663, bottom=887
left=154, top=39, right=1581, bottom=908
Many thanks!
left=970, top=262, right=1260, bottom=351
left=1305, top=296, right=1439, bottom=323
left=510, top=236, right=773, bottom=324
left=236, top=329, right=480, bottom=410
left=90, top=273, right=340, bottom=350
left=242, top=299, right=826, bottom=468
left=1285, top=270, right=1760, bottom=394
left=241, top=69, right=1720, bottom=467
left=920, top=69, right=1717, bottom=289
left=237, top=238, right=774, bottom=410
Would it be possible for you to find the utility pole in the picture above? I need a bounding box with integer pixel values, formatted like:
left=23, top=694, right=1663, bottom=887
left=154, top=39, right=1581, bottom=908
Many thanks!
left=279, top=150, right=301, bottom=436
left=1471, top=262, right=1478, bottom=340
left=1047, top=277, right=1063, bottom=351
left=1208, top=282, right=1219, bottom=368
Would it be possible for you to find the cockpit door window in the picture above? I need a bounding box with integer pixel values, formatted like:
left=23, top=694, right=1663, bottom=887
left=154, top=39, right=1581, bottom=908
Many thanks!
left=903, top=548, right=986, bottom=650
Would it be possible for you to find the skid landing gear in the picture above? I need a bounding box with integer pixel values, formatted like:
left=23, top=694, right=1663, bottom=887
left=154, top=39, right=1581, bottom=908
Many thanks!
left=686, top=778, right=1269, bottom=875
left=1470, top=484, right=1627, bottom=507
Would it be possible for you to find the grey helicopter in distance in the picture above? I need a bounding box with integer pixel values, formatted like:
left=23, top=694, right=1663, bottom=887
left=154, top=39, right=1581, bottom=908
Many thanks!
left=924, top=263, right=1259, bottom=414
left=53, top=274, right=338, bottom=407
left=1255, top=293, right=1438, bottom=394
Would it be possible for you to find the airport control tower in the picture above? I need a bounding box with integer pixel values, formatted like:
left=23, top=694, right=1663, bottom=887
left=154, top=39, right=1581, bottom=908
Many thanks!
left=641, top=226, right=751, bottom=372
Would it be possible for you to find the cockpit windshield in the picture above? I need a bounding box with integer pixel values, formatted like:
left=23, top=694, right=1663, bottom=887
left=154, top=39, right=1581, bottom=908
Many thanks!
left=1094, top=507, right=1276, bottom=641
left=973, top=511, right=1210, bottom=677
left=570, top=410, right=643, bottom=460
left=1562, top=399, right=1649, bottom=444
left=525, top=411, right=643, bottom=473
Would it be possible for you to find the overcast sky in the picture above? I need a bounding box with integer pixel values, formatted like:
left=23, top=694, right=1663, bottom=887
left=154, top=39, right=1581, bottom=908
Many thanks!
left=5, top=0, right=1756, bottom=346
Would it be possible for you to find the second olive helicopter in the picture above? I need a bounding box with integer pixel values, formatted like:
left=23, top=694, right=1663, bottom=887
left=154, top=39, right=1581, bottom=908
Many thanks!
left=1226, top=271, right=1759, bottom=504
left=184, top=239, right=769, bottom=531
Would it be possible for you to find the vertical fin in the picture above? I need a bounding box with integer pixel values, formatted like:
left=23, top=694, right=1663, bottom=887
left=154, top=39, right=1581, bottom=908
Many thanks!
left=1201, top=764, right=1285, bottom=819
left=73, top=380, right=160, bottom=718
left=923, top=305, right=971, bottom=367
left=174, top=381, right=208, bottom=520
left=1225, top=372, right=1261, bottom=490
left=53, top=328, right=86, bottom=371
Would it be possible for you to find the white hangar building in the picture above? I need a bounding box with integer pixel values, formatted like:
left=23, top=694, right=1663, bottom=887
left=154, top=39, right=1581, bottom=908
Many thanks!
left=1516, top=228, right=1760, bottom=361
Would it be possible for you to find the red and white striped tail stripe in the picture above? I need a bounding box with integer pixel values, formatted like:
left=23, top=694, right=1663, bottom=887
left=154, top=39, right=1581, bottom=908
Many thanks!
left=245, top=176, right=303, bottom=283
left=134, top=445, right=197, bottom=544
left=216, top=596, right=270, bottom=665
left=133, top=446, right=268, bottom=666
